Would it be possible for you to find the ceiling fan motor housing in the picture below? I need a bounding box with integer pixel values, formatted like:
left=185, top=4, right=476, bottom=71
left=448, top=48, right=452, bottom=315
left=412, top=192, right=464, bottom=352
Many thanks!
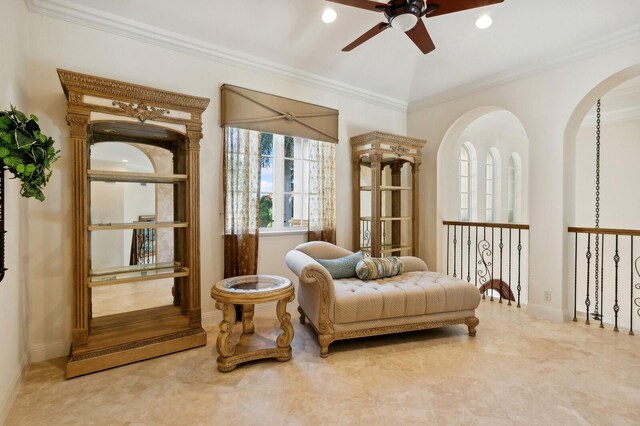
left=387, top=0, right=426, bottom=32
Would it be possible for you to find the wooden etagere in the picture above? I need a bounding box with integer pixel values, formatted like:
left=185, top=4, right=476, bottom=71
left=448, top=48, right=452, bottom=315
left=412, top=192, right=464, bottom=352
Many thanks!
left=59, top=69, right=210, bottom=378
left=351, top=131, right=426, bottom=258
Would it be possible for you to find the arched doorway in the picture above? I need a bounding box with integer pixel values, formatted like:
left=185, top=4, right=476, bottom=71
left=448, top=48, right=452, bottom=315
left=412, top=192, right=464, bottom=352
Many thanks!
left=437, top=108, right=530, bottom=303
left=564, top=64, right=640, bottom=329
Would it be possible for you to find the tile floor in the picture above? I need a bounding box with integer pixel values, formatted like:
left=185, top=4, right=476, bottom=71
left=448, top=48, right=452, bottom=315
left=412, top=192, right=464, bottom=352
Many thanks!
left=6, top=301, right=640, bottom=425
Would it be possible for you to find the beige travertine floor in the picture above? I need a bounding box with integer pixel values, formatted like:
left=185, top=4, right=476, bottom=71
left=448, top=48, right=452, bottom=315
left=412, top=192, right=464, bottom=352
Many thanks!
left=6, top=301, right=640, bottom=425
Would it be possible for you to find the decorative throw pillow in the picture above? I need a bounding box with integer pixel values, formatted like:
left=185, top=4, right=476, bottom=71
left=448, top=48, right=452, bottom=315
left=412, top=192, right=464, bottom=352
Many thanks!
left=355, top=257, right=404, bottom=280
left=316, top=251, right=365, bottom=279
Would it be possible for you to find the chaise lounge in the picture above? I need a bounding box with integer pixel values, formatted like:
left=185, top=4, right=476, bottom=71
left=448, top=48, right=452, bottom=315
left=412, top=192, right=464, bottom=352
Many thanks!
left=285, top=241, right=481, bottom=357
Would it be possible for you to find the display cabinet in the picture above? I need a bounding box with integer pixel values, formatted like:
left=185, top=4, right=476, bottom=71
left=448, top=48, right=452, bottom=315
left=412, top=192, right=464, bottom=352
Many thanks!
left=59, top=69, right=210, bottom=378
left=351, top=131, right=426, bottom=258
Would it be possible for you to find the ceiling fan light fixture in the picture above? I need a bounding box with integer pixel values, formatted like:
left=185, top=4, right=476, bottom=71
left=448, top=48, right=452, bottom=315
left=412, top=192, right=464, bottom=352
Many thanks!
left=322, top=8, right=337, bottom=24
left=475, top=14, right=493, bottom=29
left=390, top=13, right=419, bottom=32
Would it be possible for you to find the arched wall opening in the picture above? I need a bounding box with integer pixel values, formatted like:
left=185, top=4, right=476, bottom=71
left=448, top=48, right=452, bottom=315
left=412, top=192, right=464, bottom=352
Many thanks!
left=437, top=107, right=530, bottom=301
left=563, top=63, right=640, bottom=326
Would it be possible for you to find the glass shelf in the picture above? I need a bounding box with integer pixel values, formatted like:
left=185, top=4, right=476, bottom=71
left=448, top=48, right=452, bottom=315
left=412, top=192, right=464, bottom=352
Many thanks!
left=88, top=221, right=188, bottom=231
left=360, top=216, right=412, bottom=221
left=360, top=186, right=412, bottom=191
left=88, top=170, right=188, bottom=184
left=89, top=262, right=189, bottom=287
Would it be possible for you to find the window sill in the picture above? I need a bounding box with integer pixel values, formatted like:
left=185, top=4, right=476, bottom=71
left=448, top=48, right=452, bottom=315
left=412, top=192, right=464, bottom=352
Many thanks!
left=259, top=229, right=308, bottom=237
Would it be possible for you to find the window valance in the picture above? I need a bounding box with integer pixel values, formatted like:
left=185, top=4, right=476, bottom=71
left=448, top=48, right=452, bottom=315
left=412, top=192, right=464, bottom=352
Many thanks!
left=220, top=84, right=339, bottom=144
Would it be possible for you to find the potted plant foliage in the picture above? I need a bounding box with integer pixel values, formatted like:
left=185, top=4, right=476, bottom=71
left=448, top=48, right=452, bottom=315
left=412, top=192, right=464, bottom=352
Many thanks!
left=0, top=105, right=59, bottom=201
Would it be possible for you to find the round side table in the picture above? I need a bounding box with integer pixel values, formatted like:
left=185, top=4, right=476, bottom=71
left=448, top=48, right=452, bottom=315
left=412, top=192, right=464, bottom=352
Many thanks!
left=211, top=275, right=294, bottom=372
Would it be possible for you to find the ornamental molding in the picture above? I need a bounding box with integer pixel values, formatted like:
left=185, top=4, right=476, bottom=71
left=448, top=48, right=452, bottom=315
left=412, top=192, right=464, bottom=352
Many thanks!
left=57, top=69, right=210, bottom=115
left=350, top=131, right=426, bottom=150
left=112, top=101, right=170, bottom=122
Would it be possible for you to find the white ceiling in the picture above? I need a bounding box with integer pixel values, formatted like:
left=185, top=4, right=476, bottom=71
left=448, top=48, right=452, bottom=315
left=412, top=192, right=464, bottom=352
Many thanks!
left=49, top=0, right=640, bottom=106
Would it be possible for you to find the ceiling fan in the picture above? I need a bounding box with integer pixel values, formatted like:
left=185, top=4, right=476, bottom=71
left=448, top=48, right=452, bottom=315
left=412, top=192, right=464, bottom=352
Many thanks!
left=327, top=0, right=504, bottom=54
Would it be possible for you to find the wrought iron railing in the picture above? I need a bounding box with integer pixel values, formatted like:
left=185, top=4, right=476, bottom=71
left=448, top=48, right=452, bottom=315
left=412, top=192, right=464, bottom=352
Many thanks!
left=568, top=227, right=639, bottom=334
left=443, top=221, right=530, bottom=306
left=0, top=167, right=6, bottom=282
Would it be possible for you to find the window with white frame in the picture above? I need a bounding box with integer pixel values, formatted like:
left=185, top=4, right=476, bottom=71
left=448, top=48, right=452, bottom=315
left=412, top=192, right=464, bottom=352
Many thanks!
left=485, top=151, right=495, bottom=222
left=259, top=133, right=314, bottom=231
left=508, top=153, right=521, bottom=223
left=458, top=143, right=475, bottom=221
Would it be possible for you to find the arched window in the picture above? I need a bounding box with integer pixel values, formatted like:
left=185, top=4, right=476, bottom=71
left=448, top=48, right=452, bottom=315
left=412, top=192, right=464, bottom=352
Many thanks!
left=485, top=148, right=501, bottom=222
left=458, top=142, right=477, bottom=221
left=508, top=153, right=522, bottom=223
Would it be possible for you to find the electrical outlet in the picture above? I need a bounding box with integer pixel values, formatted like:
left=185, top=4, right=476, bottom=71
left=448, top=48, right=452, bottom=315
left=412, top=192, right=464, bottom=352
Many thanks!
left=544, top=291, right=552, bottom=302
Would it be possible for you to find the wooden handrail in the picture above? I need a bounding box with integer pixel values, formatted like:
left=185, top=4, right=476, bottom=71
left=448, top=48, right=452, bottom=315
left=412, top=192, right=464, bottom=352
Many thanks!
left=568, top=227, right=640, bottom=237
left=443, top=220, right=530, bottom=230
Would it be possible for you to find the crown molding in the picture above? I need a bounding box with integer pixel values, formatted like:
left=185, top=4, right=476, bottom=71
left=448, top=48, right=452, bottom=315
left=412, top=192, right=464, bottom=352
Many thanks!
left=408, top=23, right=640, bottom=113
left=24, top=0, right=408, bottom=113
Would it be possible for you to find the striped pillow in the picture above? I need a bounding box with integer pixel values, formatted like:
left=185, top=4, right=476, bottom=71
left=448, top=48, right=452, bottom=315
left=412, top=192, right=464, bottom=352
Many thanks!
left=355, top=257, right=404, bottom=280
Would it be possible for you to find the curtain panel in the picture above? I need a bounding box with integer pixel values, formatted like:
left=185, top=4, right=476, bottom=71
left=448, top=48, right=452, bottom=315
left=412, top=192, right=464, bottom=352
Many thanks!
left=223, top=127, right=261, bottom=278
left=308, top=140, right=336, bottom=244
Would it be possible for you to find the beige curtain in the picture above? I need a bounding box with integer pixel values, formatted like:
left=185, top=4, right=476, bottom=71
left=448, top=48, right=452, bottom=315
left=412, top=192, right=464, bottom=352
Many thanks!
left=223, top=127, right=261, bottom=277
left=308, top=140, right=336, bottom=244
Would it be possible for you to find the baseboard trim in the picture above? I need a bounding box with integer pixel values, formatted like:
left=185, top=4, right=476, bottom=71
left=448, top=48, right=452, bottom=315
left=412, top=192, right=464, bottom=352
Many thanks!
left=30, top=339, right=69, bottom=363
left=0, top=354, right=27, bottom=424
left=526, top=303, right=568, bottom=322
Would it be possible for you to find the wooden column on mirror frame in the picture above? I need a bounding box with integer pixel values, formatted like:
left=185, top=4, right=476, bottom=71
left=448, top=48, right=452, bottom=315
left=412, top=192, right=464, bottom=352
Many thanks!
left=68, top=113, right=90, bottom=347
left=370, top=153, right=382, bottom=258
left=352, top=156, right=361, bottom=252
left=390, top=161, right=402, bottom=257
left=411, top=160, right=421, bottom=257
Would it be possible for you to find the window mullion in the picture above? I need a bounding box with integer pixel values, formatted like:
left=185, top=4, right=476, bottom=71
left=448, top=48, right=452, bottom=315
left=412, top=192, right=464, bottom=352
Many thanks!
left=273, top=135, right=285, bottom=230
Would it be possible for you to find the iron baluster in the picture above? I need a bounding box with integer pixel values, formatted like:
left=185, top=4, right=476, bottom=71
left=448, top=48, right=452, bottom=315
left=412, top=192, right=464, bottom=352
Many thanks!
left=630, top=237, right=634, bottom=336
left=499, top=227, right=504, bottom=303
left=517, top=229, right=522, bottom=308
left=600, top=234, right=604, bottom=328
left=613, top=235, right=620, bottom=332
left=460, top=226, right=464, bottom=282
left=475, top=226, right=479, bottom=287
left=573, top=232, right=578, bottom=321
left=508, top=228, right=512, bottom=306
left=490, top=227, right=494, bottom=301
left=467, top=225, right=471, bottom=283
left=634, top=250, right=640, bottom=329
left=585, top=233, right=592, bottom=325
left=453, top=226, right=457, bottom=278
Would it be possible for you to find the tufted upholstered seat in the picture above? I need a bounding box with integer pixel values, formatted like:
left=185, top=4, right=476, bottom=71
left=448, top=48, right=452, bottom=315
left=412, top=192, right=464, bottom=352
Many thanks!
left=333, top=271, right=481, bottom=323
left=285, top=241, right=481, bottom=357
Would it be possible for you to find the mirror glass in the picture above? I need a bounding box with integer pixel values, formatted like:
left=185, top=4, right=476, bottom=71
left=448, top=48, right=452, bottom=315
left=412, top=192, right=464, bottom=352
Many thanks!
left=89, top=140, right=176, bottom=317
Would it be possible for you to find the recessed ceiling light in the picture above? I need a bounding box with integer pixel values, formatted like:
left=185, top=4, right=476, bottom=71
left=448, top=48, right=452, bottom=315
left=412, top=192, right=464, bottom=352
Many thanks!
left=322, top=8, right=337, bottom=24
left=121, top=159, right=129, bottom=163
left=475, top=15, right=493, bottom=29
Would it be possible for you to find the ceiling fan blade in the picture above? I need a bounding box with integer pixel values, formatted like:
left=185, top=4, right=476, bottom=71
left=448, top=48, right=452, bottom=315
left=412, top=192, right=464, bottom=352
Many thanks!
left=327, top=0, right=390, bottom=12
left=425, top=0, right=504, bottom=18
left=342, top=22, right=390, bottom=52
left=405, top=19, right=435, bottom=54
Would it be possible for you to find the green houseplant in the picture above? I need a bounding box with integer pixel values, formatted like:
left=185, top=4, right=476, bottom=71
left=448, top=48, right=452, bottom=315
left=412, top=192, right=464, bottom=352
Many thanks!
left=0, top=105, right=59, bottom=201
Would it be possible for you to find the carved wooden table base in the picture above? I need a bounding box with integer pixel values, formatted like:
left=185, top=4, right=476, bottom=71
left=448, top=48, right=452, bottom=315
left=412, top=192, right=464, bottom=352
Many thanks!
left=211, top=275, right=295, bottom=372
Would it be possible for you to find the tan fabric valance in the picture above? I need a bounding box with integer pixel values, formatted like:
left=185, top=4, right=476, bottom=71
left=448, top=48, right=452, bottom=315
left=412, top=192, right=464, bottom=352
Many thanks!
left=221, top=84, right=339, bottom=143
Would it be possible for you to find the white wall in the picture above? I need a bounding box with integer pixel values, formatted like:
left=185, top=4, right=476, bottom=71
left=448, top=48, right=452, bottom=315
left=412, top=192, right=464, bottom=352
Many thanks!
left=23, top=12, right=407, bottom=360
left=0, top=0, right=29, bottom=422
left=408, top=38, right=640, bottom=322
